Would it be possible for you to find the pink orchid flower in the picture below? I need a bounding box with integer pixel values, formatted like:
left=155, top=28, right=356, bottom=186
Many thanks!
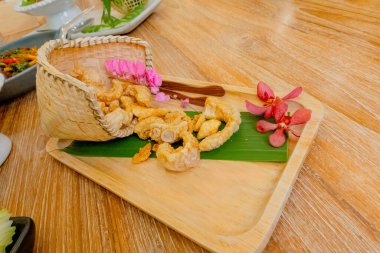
left=145, top=68, right=162, bottom=87
left=256, top=102, right=312, bottom=147
left=104, top=59, right=146, bottom=82
left=155, top=92, right=170, bottom=102
left=246, top=81, right=302, bottom=119
left=131, top=61, right=146, bottom=82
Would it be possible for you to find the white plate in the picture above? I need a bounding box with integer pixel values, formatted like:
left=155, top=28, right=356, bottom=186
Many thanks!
left=0, top=133, right=12, bottom=166
left=70, top=0, right=160, bottom=39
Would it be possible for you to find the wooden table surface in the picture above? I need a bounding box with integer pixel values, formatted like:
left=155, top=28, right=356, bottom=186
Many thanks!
left=1, top=0, right=379, bottom=252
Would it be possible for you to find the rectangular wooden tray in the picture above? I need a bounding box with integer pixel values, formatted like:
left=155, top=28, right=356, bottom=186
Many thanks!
left=46, top=76, right=324, bottom=253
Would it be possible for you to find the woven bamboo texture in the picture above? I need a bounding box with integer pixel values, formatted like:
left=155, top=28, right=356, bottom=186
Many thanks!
left=36, top=35, right=152, bottom=141
left=111, top=0, right=146, bottom=14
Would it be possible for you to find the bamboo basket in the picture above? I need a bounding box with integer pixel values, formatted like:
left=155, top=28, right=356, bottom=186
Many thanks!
left=36, top=35, right=153, bottom=141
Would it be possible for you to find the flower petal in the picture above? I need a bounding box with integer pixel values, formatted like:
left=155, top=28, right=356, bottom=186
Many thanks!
left=263, top=106, right=273, bottom=119
left=282, top=86, right=302, bottom=100
left=273, top=101, right=288, bottom=123
left=150, top=86, right=159, bottom=94
left=245, top=100, right=267, bottom=115
left=256, top=120, right=278, bottom=133
left=155, top=92, right=170, bottom=102
left=269, top=128, right=286, bottom=147
left=288, top=128, right=301, bottom=137
left=257, top=81, right=275, bottom=101
left=146, top=68, right=162, bottom=87
left=289, top=109, right=312, bottom=125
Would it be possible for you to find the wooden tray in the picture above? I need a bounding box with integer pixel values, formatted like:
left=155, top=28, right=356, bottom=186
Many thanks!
left=46, top=76, right=324, bottom=253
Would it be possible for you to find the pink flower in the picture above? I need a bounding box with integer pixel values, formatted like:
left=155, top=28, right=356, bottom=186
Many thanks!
left=150, top=86, right=160, bottom=94
left=104, top=58, right=119, bottom=76
left=256, top=102, right=312, bottom=147
left=180, top=98, right=189, bottom=108
left=246, top=81, right=302, bottom=119
left=155, top=92, right=170, bottom=102
left=131, top=61, right=146, bottom=82
left=104, top=59, right=146, bottom=82
left=145, top=68, right=162, bottom=87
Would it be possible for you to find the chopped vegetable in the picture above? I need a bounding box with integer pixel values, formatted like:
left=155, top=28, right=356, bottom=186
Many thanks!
left=0, top=47, right=37, bottom=78
left=0, top=209, right=15, bottom=253
left=21, top=0, right=41, bottom=6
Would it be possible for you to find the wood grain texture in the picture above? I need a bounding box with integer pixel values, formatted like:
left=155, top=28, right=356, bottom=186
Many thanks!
left=1, top=0, right=379, bottom=252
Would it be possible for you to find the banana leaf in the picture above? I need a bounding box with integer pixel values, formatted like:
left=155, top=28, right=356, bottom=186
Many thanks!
left=63, top=112, right=288, bottom=162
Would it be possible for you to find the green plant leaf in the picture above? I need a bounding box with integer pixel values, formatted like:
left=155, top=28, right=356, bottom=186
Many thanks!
left=81, top=3, right=145, bottom=34
left=63, top=112, right=288, bottom=162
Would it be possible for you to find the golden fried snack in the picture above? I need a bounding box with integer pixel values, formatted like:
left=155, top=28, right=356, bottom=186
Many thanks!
left=97, top=79, right=123, bottom=103
left=104, top=108, right=134, bottom=134
left=120, top=96, right=135, bottom=110
left=198, top=97, right=241, bottom=151
left=156, top=132, right=200, bottom=172
left=134, top=110, right=192, bottom=143
left=132, top=143, right=152, bottom=164
left=164, top=110, right=193, bottom=132
left=124, top=83, right=152, bottom=107
left=192, top=114, right=206, bottom=132
left=153, top=121, right=189, bottom=143
left=197, top=119, right=221, bottom=139
left=109, top=100, right=120, bottom=112
left=134, top=117, right=165, bottom=140
left=132, top=104, right=168, bottom=120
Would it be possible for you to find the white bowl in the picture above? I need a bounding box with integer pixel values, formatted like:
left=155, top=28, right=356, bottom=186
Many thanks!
left=14, top=0, right=81, bottom=30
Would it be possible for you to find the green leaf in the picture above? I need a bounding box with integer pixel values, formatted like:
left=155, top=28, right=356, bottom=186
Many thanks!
left=21, top=0, right=39, bottom=6
left=63, top=112, right=288, bottom=162
left=81, top=3, right=145, bottom=33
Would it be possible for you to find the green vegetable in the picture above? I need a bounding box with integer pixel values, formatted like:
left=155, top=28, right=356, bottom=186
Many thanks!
left=81, top=3, right=145, bottom=34
left=63, top=112, right=288, bottom=162
left=21, top=0, right=40, bottom=6
left=11, top=62, right=29, bottom=73
left=0, top=209, right=15, bottom=253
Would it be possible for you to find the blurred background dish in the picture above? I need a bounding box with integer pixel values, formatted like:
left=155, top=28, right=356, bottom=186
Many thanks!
left=70, top=0, right=160, bottom=39
left=14, top=0, right=82, bottom=30
left=0, top=30, right=58, bottom=102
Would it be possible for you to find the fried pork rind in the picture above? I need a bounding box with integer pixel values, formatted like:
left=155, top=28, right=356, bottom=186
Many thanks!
left=109, top=100, right=120, bottom=112
left=197, top=119, right=221, bottom=140
left=192, top=114, right=206, bottom=132
left=132, top=104, right=168, bottom=120
left=164, top=110, right=193, bottom=132
left=97, top=79, right=124, bottom=103
left=134, top=110, right=192, bottom=143
left=132, top=143, right=152, bottom=164
left=156, top=132, right=200, bottom=172
left=198, top=97, right=241, bottom=151
left=124, top=83, right=152, bottom=107
left=134, top=117, right=165, bottom=140
left=120, top=96, right=135, bottom=110
left=104, top=108, right=134, bottom=134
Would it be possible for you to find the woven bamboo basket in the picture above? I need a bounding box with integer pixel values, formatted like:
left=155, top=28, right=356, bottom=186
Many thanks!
left=36, top=35, right=153, bottom=141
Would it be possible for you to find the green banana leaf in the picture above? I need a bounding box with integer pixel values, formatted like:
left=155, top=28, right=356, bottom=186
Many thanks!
left=63, top=112, right=288, bottom=162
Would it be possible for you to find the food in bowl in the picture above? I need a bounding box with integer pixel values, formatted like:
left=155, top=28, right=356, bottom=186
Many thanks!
left=0, top=47, right=37, bottom=78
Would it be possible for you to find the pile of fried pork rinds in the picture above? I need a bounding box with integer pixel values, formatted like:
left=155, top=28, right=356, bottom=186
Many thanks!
left=71, top=67, right=241, bottom=172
